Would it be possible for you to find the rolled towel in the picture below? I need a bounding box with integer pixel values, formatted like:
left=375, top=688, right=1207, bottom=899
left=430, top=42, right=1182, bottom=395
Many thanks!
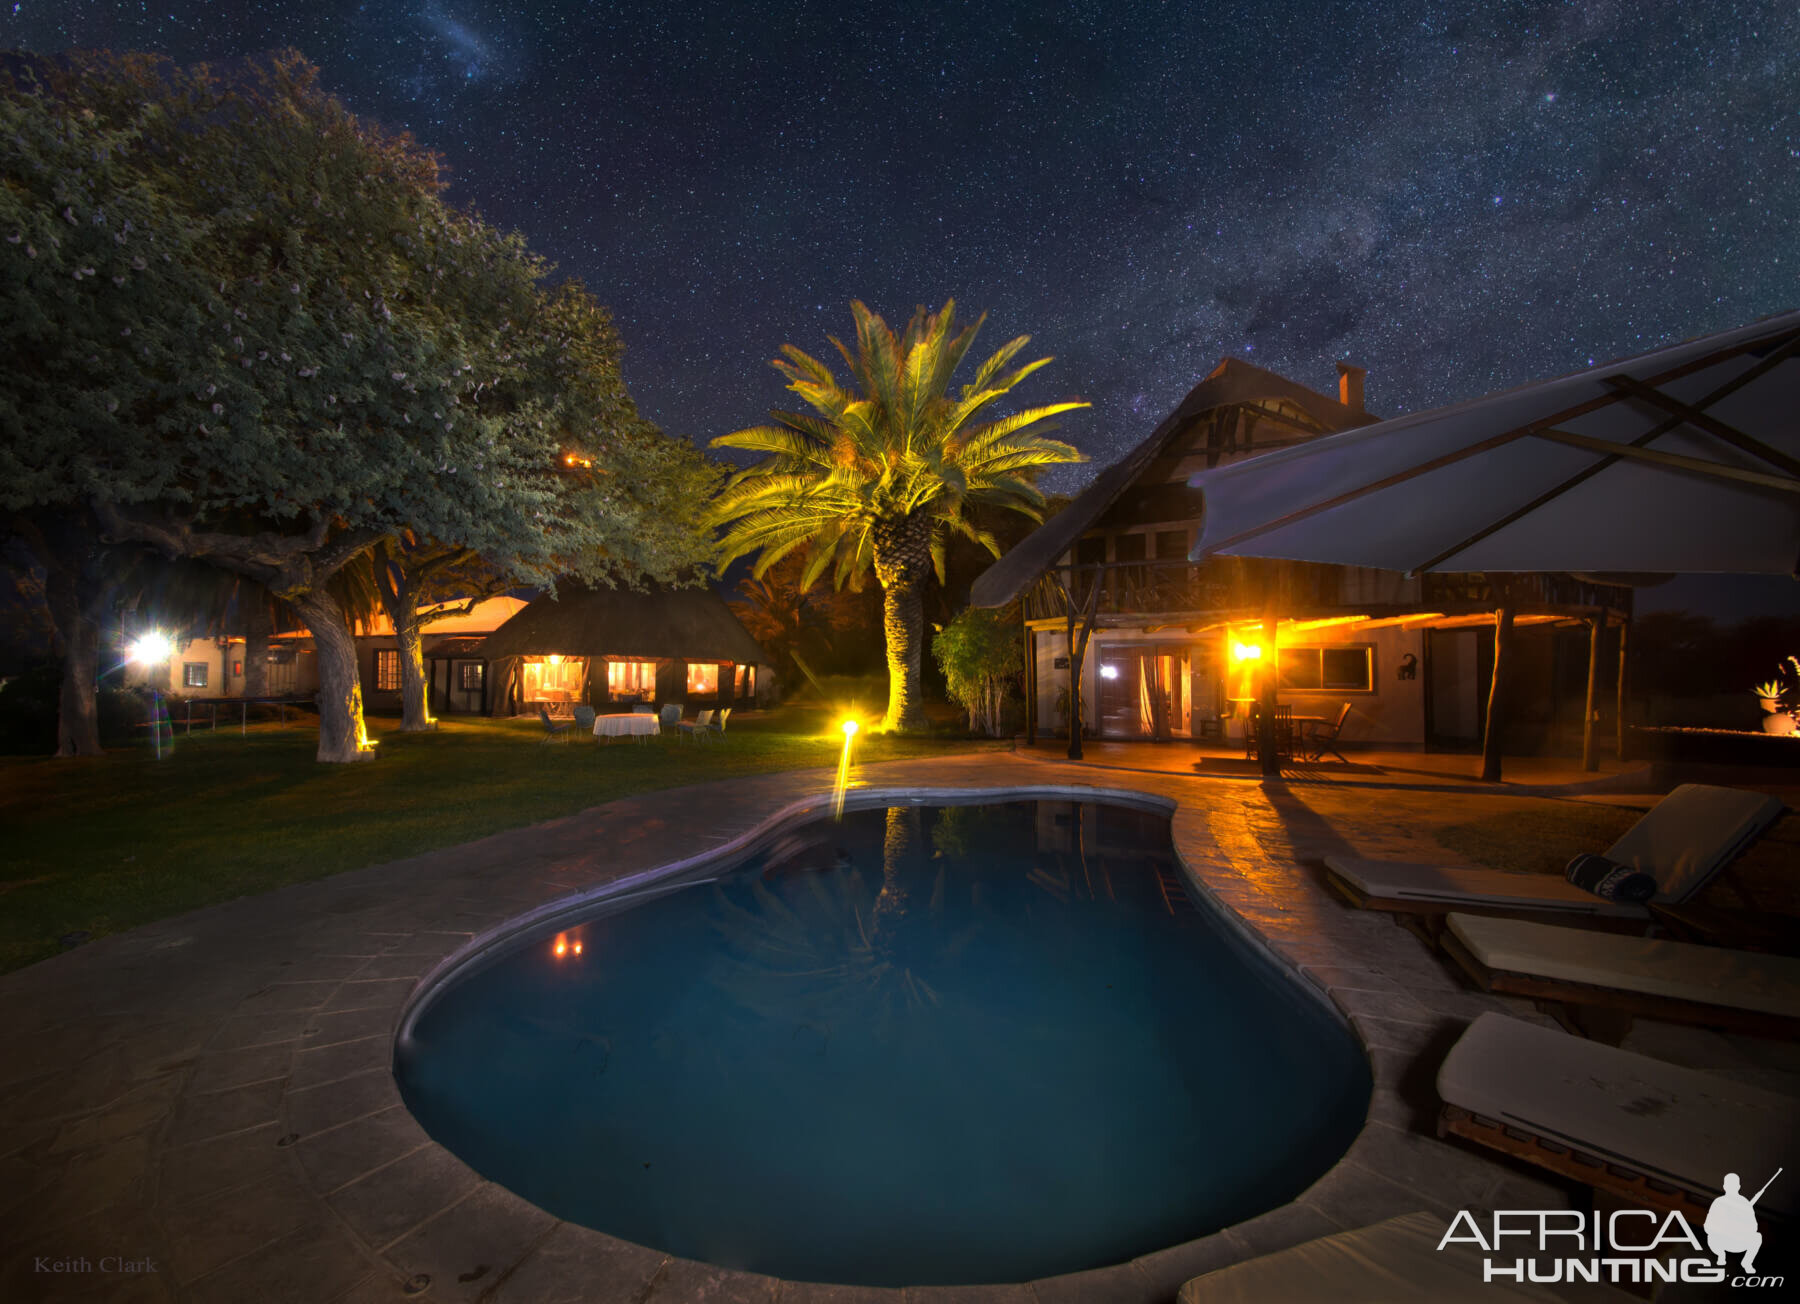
left=1565, top=852, right=1657, bottom=903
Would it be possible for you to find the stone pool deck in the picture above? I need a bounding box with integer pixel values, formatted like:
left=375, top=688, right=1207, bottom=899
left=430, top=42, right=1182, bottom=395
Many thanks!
left=4, top=753, right=1795, bottom=1303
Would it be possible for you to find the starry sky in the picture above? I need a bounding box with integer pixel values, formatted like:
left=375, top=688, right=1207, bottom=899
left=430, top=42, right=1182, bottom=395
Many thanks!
left=6, top=0, right=1798, bottom=503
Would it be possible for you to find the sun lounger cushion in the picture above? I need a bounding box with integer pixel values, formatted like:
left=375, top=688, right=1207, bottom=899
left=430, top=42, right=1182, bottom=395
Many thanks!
left=1175, top=1211, right=1607, bottom=1302
left=1562, top=852, right=1655, bottom=902
left=1603, top=783, right=1785, bottom=902
left=1446, top=912, right=1800, bottom=1020
left=1327, top=859, right=1646, bottom=917
left=1438, top=1012, right=1800, bottom=1217
left=1327, top=783, right=1785, bottom=916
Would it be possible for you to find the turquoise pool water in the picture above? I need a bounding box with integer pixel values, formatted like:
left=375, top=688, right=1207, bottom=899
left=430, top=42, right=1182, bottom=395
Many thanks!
left=395, top=800, right=1370, bottom=1286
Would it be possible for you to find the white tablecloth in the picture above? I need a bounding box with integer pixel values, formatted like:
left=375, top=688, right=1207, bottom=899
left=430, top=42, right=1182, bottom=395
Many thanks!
left=593, top=713, right=661, bottom=738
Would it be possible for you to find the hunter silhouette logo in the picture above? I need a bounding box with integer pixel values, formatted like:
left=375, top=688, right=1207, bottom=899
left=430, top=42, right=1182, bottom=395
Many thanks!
left=1707, top=1169, right=1780, bottom=1276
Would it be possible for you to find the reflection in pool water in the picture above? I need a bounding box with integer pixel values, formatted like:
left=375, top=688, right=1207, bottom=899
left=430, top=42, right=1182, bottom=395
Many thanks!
left=396, top=800, right=1370, bottom=1286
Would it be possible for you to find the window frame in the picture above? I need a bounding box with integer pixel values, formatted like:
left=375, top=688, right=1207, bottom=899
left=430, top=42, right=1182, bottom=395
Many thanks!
left=685, top=661, right=720, bottom=695
left=182, top=662, right=208, bottom=689
left=459, top=662, right=485, bottom=691
left=1276, top=644, right=1376, bottom=694
left=374, top=649, right=401, bottom=692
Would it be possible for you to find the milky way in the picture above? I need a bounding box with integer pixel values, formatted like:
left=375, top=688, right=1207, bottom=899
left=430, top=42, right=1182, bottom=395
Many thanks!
left=7, top=1, right=1798, bottom=492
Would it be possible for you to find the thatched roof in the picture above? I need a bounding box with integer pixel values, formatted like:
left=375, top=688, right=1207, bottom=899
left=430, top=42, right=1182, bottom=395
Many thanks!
left=970, top=358, right=1379, bottom=607
left=477, top=581, right=770, bottom=664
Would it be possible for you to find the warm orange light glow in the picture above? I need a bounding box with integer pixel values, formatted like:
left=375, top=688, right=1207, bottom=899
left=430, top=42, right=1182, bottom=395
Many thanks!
left=1282, top=614, right=1369, bottom=633
left=841, top=718, right=858, bottom=736
left=563, top=452, right=593, bottom=468
left=553, top=934, right=568, bottom=957
left=572, top=941, right=583, bottom=956
left=1231, top=641, right=1263, bottom=662
left=547, top=653, right=563, bottom=666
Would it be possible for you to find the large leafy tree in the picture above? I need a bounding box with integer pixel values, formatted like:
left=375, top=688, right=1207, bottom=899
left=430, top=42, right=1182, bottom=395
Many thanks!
left=710, top=301, right=1085, bottom=731
left=2, top=52, right=706, bottom=760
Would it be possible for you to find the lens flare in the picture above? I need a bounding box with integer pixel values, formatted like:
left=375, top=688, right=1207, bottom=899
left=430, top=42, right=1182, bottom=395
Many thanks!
left=832, top=718, right=859, bottom=818
left=129, top=632, right=173, bottom=663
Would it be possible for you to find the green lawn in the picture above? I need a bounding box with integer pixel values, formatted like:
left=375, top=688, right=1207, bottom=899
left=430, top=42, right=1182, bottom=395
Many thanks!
left=0, top=708, right=1006, bottom=974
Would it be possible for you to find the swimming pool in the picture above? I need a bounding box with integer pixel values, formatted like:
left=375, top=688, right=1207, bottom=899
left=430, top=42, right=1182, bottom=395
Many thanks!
left=395, top=799, right=1370, bottom=1286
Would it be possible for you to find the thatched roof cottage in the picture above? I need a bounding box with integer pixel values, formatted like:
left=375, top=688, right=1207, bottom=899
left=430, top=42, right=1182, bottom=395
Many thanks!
left=477, top=582, right=773, bottom=716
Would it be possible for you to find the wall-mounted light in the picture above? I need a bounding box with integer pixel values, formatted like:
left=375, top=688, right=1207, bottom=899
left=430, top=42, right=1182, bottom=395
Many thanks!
left=1099, top=663, right=1120, bottom=680
left=129, top=632, right=173, bottom=663
left=1231, top=641, right=1263, bottom=662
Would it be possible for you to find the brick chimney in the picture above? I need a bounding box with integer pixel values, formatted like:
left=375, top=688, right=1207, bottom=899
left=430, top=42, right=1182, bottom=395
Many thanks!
left=1337, top=362, right=1366, bottom=412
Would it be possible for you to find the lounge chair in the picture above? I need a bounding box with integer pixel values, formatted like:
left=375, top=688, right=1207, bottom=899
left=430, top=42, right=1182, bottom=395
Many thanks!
left=1324, top=784, right=1785, bottom=924
left=1440, top=911, right=1800, bottom=1038
left=677, top=709, right=714, bottom=743
left=536, top=705, right=571, bottom=745
left=1176, top=1211, right=1623, bottom=1302
left=1437, top=1012, right=1800, bottom=1223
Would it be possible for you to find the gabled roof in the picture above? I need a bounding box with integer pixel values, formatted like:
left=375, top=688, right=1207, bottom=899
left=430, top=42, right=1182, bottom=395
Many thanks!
left=969, top=358, right=1378, bottom=606
left=477, top=581, right=770, bottom=665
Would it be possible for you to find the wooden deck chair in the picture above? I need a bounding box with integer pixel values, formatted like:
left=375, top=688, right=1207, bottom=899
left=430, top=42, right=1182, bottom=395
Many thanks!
left=1440, top=912, right=1800, bottom=1039
left=1437, top=1013, right=1800, bottom=1224
left=1324, top=785, right=1785, bottom=926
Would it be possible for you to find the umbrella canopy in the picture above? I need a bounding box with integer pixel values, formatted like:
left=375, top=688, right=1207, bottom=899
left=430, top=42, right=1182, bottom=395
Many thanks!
left=1189, top=312, right=1800, bottom=575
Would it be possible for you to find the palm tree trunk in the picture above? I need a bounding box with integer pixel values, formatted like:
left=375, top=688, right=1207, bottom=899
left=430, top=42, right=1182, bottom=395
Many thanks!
left=292, top=589, right=376, bottom=763
left=873, top=516, right=931, bottom=733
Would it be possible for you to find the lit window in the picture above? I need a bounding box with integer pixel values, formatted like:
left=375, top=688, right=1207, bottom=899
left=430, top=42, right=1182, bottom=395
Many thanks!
left=686, top=662, right=719, bottom=695
left=1277, top=646, right=1373, bottom=693
left=183, top=662, right=208, bottom=688
left=459, top=663, right=484, bottom=690
left=607, top=659, right=655, bottom=696
left=375, top=650, right=401, bottom=691
left=734, top=664, right=749, bottom=696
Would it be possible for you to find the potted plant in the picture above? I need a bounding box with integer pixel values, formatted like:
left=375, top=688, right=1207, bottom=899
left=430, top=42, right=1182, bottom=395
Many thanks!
left=1752, top=659, right=1799, bottom=735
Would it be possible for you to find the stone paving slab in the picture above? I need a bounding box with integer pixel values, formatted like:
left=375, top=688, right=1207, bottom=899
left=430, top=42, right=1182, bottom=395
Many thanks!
left=3, top=753, right=1783, bottom=1303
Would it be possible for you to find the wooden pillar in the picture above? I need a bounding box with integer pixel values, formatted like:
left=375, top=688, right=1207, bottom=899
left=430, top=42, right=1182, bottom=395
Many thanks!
left=1023, top=607, right=1036, bottom=746
left=1257, top=605, right=1281, bottom=777
left=1480, top=601, right=1515, bottom=783
left=1581, top=614, right=1602, bottom=771
left=1066, top=584, right=1083, bottom=761
left=1615, top=619, right=1630, bottom=762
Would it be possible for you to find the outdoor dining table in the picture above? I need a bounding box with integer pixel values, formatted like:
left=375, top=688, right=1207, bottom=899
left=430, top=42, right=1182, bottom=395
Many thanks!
left=593, top=712, right=661, bottom=739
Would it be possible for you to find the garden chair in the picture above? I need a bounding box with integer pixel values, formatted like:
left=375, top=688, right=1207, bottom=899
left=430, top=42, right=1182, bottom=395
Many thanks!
left=1324, top=785, right=1785, bottom=926
left=677, top=709, right=714, bottom=743
left=658, top=704, right=682, bottom=737
left=707, top=706, right=732, bottom=742
left=572, top=704, right=596, bottom=737
left=537, top=705, right=571, bottom=745
left=1298, top=702, right=1353, bottom=762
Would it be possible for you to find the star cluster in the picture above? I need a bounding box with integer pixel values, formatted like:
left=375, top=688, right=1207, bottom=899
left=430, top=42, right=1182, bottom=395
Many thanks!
left=7, top=1, right=1797, bottom=489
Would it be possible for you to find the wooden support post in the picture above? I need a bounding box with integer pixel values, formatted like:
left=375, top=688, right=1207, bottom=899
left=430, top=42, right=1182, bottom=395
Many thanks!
left=1615, top=619, right=1630, bottom=762
left=1481, top=598, right=1515, bottom=783
left=1582, top=614, right=1602, bottom=771
left=1023, top=607, right=1036, bottom=746
left=1062, top=568, right=1101, bottom=761
left=1257, top=606, right=1281, bottom=777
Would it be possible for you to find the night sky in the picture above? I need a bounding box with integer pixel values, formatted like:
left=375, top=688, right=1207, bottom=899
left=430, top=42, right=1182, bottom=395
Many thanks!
left=7, top=1, right=1799, bottom=502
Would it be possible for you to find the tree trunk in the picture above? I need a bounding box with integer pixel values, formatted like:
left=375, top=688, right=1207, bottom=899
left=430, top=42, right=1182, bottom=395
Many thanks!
left=1481, top=594, right=1516, bottom=784
left=30, top=516, right=109, bottom=758
left=242, top=591, right=271, bottom=699
left=872, top=516, right=931, bottom=733
left=373, top=544, right=434, bottom=731
left=292, top=589, right=376, bottom=763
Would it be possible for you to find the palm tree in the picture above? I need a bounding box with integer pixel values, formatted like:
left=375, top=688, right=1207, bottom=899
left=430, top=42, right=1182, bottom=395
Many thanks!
left=710, top=300, right=1086, bottom=731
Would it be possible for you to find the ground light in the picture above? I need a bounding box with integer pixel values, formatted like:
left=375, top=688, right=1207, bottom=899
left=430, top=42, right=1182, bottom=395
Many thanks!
left=833, top=717, right=858, bottom=819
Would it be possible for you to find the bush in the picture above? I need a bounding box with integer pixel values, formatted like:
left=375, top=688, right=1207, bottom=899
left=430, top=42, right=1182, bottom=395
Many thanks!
left=932, top=606, right=1022, bottom=737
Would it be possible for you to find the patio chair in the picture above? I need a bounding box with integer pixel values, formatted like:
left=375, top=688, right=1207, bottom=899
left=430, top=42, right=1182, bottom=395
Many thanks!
left=537, top=705, right=571, bottom=745
left=572, top=704, right=596, bottom=736
left=1439, top=911, right=1800, bottom=1038
left=1241, top=703, right=1294, bottom=762
left=1177, top=1211, right=1612, bottom=1302
left=632, top=703, right=656, bottom=714
left=707, top=706, right=732, bottom=741
left=1436, top=1012, right=1800, bottom=1224
left=1298, top=702, right=1353, bottom=762
left=676, top=709, right=714, bottom=743
left=1323, top=784, right=1785, bottom=925
left=658, top=704, right=682, bottom=736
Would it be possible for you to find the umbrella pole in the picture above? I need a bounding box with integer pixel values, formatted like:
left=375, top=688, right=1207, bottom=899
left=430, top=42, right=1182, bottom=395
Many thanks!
left=1481, top=596, right=1515, bottom=783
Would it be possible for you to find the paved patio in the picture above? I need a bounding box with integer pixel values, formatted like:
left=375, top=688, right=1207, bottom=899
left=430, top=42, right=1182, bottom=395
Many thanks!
left=3, top=751, right=1795, bottom=1303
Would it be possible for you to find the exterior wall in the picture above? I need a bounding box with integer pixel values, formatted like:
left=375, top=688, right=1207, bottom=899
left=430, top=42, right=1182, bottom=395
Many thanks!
left=1029, top=623, right=1428, bottom=747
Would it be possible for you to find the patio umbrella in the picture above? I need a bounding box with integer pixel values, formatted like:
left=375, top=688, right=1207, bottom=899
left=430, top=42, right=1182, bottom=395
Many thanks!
left=1188, top=311, right=1800, bottom=575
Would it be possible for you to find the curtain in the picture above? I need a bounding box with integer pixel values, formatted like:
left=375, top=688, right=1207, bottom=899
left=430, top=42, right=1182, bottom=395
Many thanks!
left=1137, top=652, right=1170, bottom=739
